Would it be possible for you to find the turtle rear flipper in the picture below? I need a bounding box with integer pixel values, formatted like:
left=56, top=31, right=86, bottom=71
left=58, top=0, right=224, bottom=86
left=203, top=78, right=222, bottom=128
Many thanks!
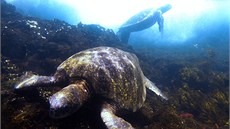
left=101, top=103, right=134, bottom=129
left=117, top=30, right=131, bottom=44
left=144, top=77, right=168, bottom=100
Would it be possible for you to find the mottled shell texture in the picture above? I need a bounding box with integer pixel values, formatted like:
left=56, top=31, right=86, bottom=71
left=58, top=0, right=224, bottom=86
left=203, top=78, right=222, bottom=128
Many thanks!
left=57, top=47, right=146, bottom=111
left=121, top=8, right=155, bottom=28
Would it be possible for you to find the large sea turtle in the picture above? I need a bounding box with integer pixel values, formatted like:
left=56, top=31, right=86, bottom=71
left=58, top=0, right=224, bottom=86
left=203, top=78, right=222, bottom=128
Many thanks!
left=15, top=46, right=167, bottom=129
left=117, top=4, right=172, bottom=43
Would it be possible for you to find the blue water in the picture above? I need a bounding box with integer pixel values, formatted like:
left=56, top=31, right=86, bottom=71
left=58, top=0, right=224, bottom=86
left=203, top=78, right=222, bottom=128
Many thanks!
left=6, top=0, right=229, bottom=72
left=6, top=1, right=229, bottom=42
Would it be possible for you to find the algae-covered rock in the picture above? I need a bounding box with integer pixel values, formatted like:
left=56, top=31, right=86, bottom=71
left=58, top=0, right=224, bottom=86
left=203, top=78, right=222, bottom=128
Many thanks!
left=179, top=67, right=203, bottom=83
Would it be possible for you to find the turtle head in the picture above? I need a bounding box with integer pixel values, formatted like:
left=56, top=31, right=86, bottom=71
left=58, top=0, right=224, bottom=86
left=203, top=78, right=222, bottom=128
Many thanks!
left=159, top=4, right=172, bottom=14
left=49, top=80, right=90, bottom=118
left=49, top=91, right=77, bottom=118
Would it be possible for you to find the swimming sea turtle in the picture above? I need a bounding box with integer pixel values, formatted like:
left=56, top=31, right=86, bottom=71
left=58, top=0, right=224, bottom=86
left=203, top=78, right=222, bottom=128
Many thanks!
left=15, top=46, right=167, bottom=129
left=117, top=4, right=172, bottom=43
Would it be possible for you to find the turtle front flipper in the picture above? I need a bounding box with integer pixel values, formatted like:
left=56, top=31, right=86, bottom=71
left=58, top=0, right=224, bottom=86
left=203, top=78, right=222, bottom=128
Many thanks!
left=100, top=103, right=135, bottom=129
left=144, top=77, right=168, bottom=100
left=49, top=80, right=90, bottom=118
left=14, top=70, right=67, bottom=90
left=157, top=4, right=172, bottom=35
left=14, top=73, right=56, bottom=90
left=156, top=10, right=164, bottom=33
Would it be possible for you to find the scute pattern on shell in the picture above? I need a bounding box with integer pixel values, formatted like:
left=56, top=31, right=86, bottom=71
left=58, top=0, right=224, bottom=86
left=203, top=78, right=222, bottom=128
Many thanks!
left=121, top=8, right=155, bottom=28
left=57, top=47, right=146, bottom=111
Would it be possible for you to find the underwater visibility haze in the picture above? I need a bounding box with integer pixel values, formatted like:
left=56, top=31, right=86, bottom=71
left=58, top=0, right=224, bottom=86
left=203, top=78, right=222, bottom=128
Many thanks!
left=1, top=0, right=229, bottom=129
left=5, top=0, right=229, bottom=44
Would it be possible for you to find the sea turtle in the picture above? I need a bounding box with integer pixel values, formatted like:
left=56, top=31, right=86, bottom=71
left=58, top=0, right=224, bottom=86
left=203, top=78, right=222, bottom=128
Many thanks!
left=15, top=46, right=167, bottom=129
left=117, top=4, right=172, bottom=43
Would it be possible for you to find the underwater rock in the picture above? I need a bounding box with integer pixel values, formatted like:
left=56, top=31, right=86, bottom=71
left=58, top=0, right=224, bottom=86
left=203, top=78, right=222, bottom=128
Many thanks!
left=206, top=48, right=216, bottom=58
left=1, top=1, right=130, bottom=74
left=1, top=0, right=22, bottom=20
left=179, top=67, right=203, bottom=83
left=179, top=113, right=193, bottom=119
left=1, top=56, right=23, bottom=86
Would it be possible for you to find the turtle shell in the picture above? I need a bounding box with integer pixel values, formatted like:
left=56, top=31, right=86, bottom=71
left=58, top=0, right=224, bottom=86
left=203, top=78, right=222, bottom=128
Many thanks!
left=121, top=8, right=156, bottom=28
left=57, top=47, right=146, bottom=111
